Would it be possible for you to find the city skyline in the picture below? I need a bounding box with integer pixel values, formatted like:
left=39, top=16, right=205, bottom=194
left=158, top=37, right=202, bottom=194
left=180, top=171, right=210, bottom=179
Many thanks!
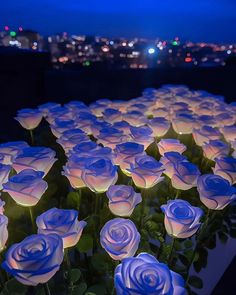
left=0, top=0, right=236, bottom=43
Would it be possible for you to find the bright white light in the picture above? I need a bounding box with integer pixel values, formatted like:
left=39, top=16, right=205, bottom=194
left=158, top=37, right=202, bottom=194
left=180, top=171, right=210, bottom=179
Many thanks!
left=227, top=50, right=231, bottom=55
left=148, top=48, right=155, bottom=54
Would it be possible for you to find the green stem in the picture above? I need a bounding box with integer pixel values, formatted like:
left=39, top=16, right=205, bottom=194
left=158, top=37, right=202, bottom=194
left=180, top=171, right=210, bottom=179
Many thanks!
left=29, top=129, right=34, bottom=145
left=175, top=189, right=180, bottom=199
left=168, top=237, right=176, bottom=266
left=139, top=189, right=147, bottom=230
left=76, top=189, right=82, bottom=211
left=29, top=207, right=35, bottom=231
left=64, top=248, right=71, bottom=270
left=43, top=283, right=51, bottom=295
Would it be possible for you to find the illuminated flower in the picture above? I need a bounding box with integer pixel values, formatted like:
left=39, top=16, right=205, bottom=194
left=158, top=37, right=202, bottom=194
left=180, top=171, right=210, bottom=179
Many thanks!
left=0, top=141, right=29, bottom=165
left=147, top=117, right=170, bottom=137
left=100, top=218, right=140, bottom=260
left=161, top=200, right=203, bottom=238
left=129, top=155, right=164, bottom=188
left=160, top=152, right=187, bottom=178
left=220, top=125, right=236, bottom=142
left=0, top=214, right=8, bottom=251
left=62, top=155, right=87, bottom=189
left=38, top=102, right=61, bottom=116
left=172, top=113, right=195, bottom=134
left=2, top=234, right=63, bottom=286
left=90, top=120, right=112, bottom=137
left=15, top=108, right=42, bottom=130
left=36, top=208, right=87, bottom=248
left=103, top=108, right=122, bottom=123
left=0, top=198, right=5, bottom=214
left=157, top=139, right=186, bottom=156
left=82, top=158, right=118, bottom=193
left=171, top=161, right=200, bottom=190
left=12, top=147, right=57, bottom=176
left=106, top=185, right=141, bottom=216
left=113, top=121, right=131, bottom=135
left=197, top=174, right=236, bottom=210
left=70, top=141, right=100, bottom=157
left=122, top=111, right=147, bottom=126
left=50, top=119, right=76, bottom=138
left=130, top=126, right=154, bottom=149
left=202, top=140, right=230, bottom=161
left=57, top=131, right=88, bottom=153
left=3, top=169, right=48, bottom=207
left=213, top=157, right=236, bottom=184
left=0, top=164, right=11, bottom=190
left=193, top=126, right=221, bottom=146
left=97, top=127, right=129, bottom=149
left=114, top=253, right=186, bottom=295
left=114, top=142, right=145, bottom=175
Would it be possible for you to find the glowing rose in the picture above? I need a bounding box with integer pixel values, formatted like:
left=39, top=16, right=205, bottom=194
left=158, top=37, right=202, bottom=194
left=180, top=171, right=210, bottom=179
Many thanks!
left=57, top=131, right=88, bottom=153
left=102, top=108, right=122, bottom=123
left=129, top=155, right=164, bottom=188
left=3, top=169, right=48, bottom=206
left=161, top=200, right=203, bottom=238
left=38, top=102, right=61, bottom=116
left=0, top=141, right=29, bottom=165
left=15, top=108, right=43, bottom=130
left=2, top=234, right=63, bottom=286
left=122, top=111, right=147, bottom=126
left=130, top=126, right=154, bottom=149
left=193, top=126, right=221, bottom=146
left=0, top=163, right=11, bottom=190
left=157, top=139, right=186, bottom=156
left=106, top=185, right=142, bottom=216
left=160, top=152, right=187, bottom=178
left=147, top=117, right=170, bottom=137
left=36, top=208, right=87, bottom=248
left=97, top=127, right=129, bottom=149
left=115, top=253, right=186, bottom=295
left=100, top=218, right=140, bottom=260
left=171, top=161, right=200, bottom=190
left=202, top=140, right=230, bottom=161
left=113, top=121, right=131, bottom=135
left=197, top=174, right=236, bottom=210
left=220, top=125, right=236, bottom=142
left=69, top=141, right=100, bottom=157
left=82, top=158, right=118, bottom=193
left=50, top=119, right=76, bottom=138
left=12, top=147, right=57, bottom=176
left=62, top=155, right=87, bottom=189
left=114, top=142, right=145, bottom=175
left=0, top=198, right=5, bottom=214
left=213, top=157, right=236, bottom=184
left=90, top=120, right=112, bottom=137
left=0, top=214, right=8, bottom=251
left=172, top=113, right=195, bottom=134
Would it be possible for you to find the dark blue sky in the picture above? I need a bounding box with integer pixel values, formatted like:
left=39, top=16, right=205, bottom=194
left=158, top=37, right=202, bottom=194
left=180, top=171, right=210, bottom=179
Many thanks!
left=1, top=0, right=236, bottom=42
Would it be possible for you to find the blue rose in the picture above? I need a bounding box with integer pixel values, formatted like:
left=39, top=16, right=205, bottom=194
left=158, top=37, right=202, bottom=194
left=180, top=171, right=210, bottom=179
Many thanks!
left=197, top=174, right=236, bottom=210
left=100, top=218, right=140, bottom=260
left=160, top=151, right=187, bottom=178
left=161, top=200, right=203, bottom=238
left=213, top=157, right=236, bottom=184
left=15, top=108, right=42, bottom=130
left=36, top=208, right=87, bottom=248
left=115, top=253, right=186, bottom=295
left=2, top=234, right=63, bottom=286
left=0, top=163, right=11, bottom=190
left=130, top=126, right=154, bottom=149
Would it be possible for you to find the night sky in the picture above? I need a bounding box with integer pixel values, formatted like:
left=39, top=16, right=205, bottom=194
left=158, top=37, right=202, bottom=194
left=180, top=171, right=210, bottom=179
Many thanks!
left=0, top=0, right=236, bottom=42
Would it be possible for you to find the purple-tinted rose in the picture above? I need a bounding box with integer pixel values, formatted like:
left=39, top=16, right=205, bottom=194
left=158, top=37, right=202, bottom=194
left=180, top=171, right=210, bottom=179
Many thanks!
left=130, top=126, right=154, bottom=149
left=15, top=108, right=42, bottom=130
left=160, top=152, right=187, bottom=178
left=213, top=157, right=236, bottom=184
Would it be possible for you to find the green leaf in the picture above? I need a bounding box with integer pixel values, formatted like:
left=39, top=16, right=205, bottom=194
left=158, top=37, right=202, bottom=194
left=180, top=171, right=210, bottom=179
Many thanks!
left=76, top=234, right=93, bottom=253
left=71, top=283, right=87, bottom=295
left=184, top=240, right=193, bottom=249
left=69, top=268, right=81, bottom=283
left=5, top=278, right=27, bottom=294
left=188, top=276, right=203, bottom=289
left=67, top=191, right=80, bottom=209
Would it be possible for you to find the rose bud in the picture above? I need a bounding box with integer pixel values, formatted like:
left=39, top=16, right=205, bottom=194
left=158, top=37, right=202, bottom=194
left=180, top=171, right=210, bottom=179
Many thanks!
left=15, top=108, right=43, bottom=130
left=147, top=117, right=170, bottom=137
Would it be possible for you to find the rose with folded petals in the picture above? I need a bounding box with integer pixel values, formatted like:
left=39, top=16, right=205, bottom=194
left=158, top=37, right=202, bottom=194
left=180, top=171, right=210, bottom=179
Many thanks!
left=220, top=125, right=236, bottom=142
left=161, top=200, right=203, bottom=238
left=57, top=132, right=89, bottom=153
left=36, top=208, right=87, bottom=248
left=129, top=155, right=164, bottom=189
left=70, top=141, right=100, bottom=157
left=197, top=174, right=236, bottom=210
left=3, top=169, right=48, bottom=206
left=90, top=120, right=112, bottom=137
left=82, top=158, right=118, bottom=193
left=0, top=214, right=8, bottom=251
left=0, top=141, right=29, bottom=165
left=12, top=147, right=57, bottom=176
left=115, top=253, right=186, bottom=295
left=62, top=155, right=87, bottom=189
left=100, top=218, right=140, bottom=260
left=114, top=142, right=145, bottom=175
left=0, top=163, right=11, bottom=190
left=106, top=185, right=142, bottom=216
left=2, top=234, right=63, bottom=286
left=160, top=152, right=188, bottom=178
left=193, top=126, right=221, bottom=146
left=97, top=127, right=129, bottom=149
left=50, top=119, right=77, bottom=138
left=122, top=111, right=147, bottom=126
left=147, top=117, right=170, bottom=137
left=113, top=121, right=131, bottom=135
left=157, top=139, right=186, bottom=156
left=202, top=140, right=230, bottom=161
left=130, top=126, right=154, bottom=149
left=171, top=161, right=200, bottom=190
left=75, top=112, right=97, bottom=135
left=172, top=113, right=195, bottom=134
left=46, top=106, right=69, bottom=124
left=102, top=108, right=122, bottom=123
left=152, top=107, right=170, bottom=119
left=213, top=157, right=236, bottom=184
left=89, top=147, right=114, bottom=163
left=38, top=102, right=61, bottom=116
left=15, top=108, right=43, bottom=130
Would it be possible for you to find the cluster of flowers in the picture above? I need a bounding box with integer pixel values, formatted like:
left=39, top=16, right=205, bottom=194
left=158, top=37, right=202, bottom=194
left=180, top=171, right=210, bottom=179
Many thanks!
left=0, top=84, right=235, bottom=294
